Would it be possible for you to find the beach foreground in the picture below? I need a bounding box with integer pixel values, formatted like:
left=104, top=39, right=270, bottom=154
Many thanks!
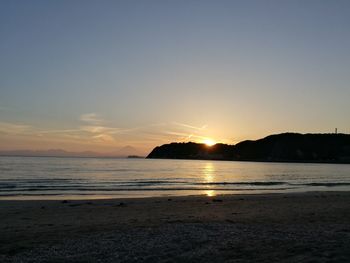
left=1, top=192, right=350, bottom=262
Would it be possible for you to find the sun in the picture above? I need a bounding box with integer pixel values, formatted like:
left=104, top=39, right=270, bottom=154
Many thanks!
left=202, top=138, right=216, bottom=147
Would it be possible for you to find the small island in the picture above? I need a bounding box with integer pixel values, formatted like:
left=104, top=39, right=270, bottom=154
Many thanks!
left=147, top=133, right=350, bottom=163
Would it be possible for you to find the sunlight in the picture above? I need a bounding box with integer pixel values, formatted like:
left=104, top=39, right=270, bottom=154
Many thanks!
left=203, top=163, right=216, bottom=197
left=205, top=190, right=215, bottom=197
left=203, top=163, right=215, bottom=183
left=202, top=138, right=216, bottom=147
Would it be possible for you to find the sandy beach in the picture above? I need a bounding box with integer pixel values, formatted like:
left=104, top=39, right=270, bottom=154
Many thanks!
left=1, top=191, right=350, bottom=262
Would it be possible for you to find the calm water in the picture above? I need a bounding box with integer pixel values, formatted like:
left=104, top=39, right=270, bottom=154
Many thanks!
left=0, top=156, right=350, bottom=200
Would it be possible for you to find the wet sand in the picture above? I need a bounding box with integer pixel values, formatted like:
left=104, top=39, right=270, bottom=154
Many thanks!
left=1, top=192, right=350, bottom=262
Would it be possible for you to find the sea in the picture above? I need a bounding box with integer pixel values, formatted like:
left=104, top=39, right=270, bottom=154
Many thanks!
left=0, top=156, right=350, bottom=200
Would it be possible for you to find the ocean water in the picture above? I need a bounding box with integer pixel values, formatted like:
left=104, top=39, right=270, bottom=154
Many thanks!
left=0, top=156, right=350, bottom=200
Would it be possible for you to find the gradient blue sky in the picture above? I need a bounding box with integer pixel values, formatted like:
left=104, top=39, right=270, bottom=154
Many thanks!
left=1, top=0, right=350, bottom=154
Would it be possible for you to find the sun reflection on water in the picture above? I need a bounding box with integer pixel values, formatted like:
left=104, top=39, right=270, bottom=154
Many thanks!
left=203, top=162, right=216, bottom=196
left=205, top=190, right=215, bottom=197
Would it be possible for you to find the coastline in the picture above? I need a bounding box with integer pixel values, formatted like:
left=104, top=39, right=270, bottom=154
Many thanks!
left=1, top=191, right=350, bottom=262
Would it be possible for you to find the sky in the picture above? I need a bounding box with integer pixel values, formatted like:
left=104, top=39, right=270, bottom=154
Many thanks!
left=1, top=0, right=350, bottom=155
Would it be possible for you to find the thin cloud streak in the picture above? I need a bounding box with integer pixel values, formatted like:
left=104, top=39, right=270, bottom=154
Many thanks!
left=80, top=113, right=104, bottom=125
left=0, top=115, right=219, bottom=153
left=0, top=121, right=31, bottom=134
left=172, top=122, right=207, bottom=131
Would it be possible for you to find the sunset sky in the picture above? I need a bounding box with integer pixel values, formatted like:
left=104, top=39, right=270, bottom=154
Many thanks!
left=1, top=0, right=350, bottom=155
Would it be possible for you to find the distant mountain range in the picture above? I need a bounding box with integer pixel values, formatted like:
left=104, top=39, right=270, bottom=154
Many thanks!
left=147, top=133, right=350, bottom=163
left=0, top=145, right=143, bottom=158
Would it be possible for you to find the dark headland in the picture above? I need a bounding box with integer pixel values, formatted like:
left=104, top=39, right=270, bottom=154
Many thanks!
left=147, top=133, right=350, bottom=163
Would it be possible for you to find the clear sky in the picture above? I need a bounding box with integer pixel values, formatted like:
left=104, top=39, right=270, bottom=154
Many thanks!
left=1, top=0, right=350, bottom=155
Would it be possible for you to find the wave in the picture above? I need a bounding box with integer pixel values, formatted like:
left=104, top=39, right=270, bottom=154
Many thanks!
left=0, top=187, right=294, bottom=195
left=198, top=182, right=286, bottom=186
left=300, top=182, right=350, bottom=187
left=0, top=181, right=289, bottom=191
left=1, top=181, right=350, bottom=194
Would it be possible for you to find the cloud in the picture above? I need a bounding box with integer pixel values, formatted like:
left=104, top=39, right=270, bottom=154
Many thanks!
left=80, top=113, right=104, bottom=125
left=77, top=113, right=134, bottom=144
left=112, top=121, right=210, bottom=144
left=164, top=130, right=208, bottom=141
left=0, top=114, right=215, bottom=151
left=77, top=113, right=122, bottom=143
left=0, top=121, right=31, bottom=134
left=92, top=134, right=116, bottom=143
left=38, top=129, right=82, bottom=134
left=172, top=122, right=207, bottom=131
left=80, top=125, right=109, bottom=134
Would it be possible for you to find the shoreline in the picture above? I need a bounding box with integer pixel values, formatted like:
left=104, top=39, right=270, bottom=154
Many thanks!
left=1, top=190, right=349, bottom=205
left=1, top=187, right=350, bottom=201
left=1, top=191, right=350, bottom=262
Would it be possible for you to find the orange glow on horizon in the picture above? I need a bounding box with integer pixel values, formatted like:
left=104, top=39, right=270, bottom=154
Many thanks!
left=202, top=138, right=216, bottom=147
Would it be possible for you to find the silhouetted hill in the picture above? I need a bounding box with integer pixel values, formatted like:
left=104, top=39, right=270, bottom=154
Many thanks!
left=147, top=133, right=350, bottom=163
